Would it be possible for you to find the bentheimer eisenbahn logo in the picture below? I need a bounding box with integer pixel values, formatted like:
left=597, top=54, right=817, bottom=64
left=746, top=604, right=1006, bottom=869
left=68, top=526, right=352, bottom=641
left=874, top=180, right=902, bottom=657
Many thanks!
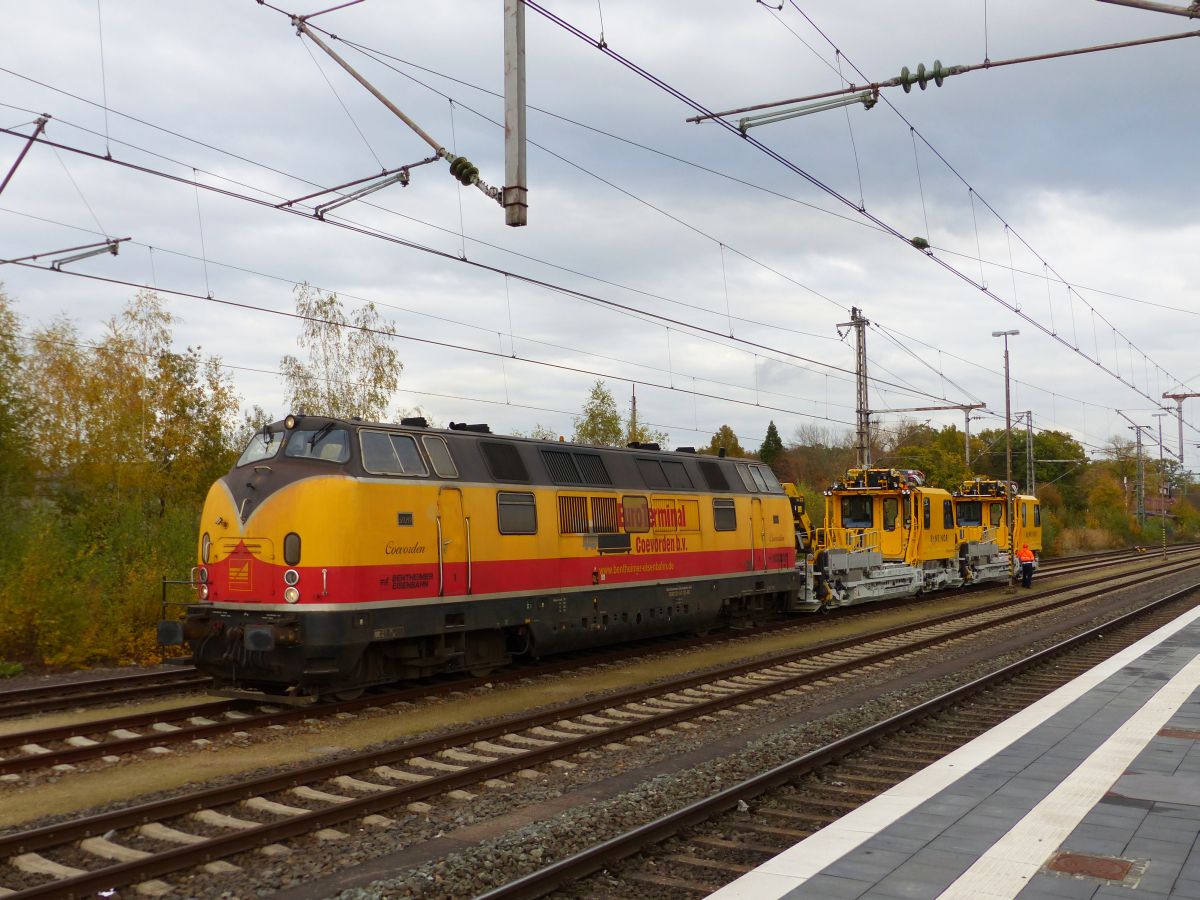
left=228, top=561, right=252, bottom=591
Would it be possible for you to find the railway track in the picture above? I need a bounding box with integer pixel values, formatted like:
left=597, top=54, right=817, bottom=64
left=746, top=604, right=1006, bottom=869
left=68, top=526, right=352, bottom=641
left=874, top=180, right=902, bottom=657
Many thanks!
left=1, top=547, right=1195, bottom=779
left=1, top=555, right=1196, bottom=897
left=0, top=544, right=1183, bottom=725
left=481, top=582, right=1200, bottom=900
left=0, top=668, right=210, bottom=721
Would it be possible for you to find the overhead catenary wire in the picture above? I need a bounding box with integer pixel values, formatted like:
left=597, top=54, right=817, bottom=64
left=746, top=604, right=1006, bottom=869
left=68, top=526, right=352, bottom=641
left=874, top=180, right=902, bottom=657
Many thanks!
left=0, top=209, right=1141, bottom=457
left=521, top=0, right=1196, bottom=434
left=20, top=329, right=768, bottom=445
left=0, top=125, right=962, bottom=408
left=297, top=29, right=384, bottom=170
left=774, top=2, right=1189, bottom=409
left=0, top=23, right=1185, bottom=448
left=7, top=53, right=1188, bottom=416
left=0, top=117, right=1152, bottom=458
left=278, top=22, right=1142, bottom=429
left=0, top=202, right=868, bottom=410
left=94, top=0, right=111, bottom=158
left=0, top=90, right=857, bottom=348
left=6, top=257, right=862, bottom=430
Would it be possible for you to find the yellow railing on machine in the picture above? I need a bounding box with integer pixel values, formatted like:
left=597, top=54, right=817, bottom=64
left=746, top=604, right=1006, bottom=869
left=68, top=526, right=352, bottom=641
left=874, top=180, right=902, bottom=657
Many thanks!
left=823, top=528, right=881, bottom=553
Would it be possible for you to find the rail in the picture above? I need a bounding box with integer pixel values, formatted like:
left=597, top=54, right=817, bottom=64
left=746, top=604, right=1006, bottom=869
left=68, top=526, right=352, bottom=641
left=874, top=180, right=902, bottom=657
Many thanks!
left=477, top=580, right=1200, bottom=899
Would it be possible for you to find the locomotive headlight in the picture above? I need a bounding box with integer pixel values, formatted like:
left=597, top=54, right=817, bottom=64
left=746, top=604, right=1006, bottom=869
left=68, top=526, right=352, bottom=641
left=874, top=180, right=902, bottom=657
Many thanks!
left=283, top=569, right=300, bottom=586
left=198, top=583, right=210, bottom=600
left=284, top=586, right=300, bottom=604
left=198, top=567, right=208, bottom=583
left=284, top=414, right=297, bottom=430
left=201, top=532, right=211, bottom=563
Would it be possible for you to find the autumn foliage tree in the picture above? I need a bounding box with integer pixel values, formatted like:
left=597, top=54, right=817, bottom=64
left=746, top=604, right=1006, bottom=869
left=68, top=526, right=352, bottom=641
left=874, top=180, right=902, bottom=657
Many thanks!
left=280, top=283, right=400, bottom=421
left=705, top=425, right=745, bottom=457
left=573, top=381, right=623, bottom=446
left=0, top=288, right=241, bottom=669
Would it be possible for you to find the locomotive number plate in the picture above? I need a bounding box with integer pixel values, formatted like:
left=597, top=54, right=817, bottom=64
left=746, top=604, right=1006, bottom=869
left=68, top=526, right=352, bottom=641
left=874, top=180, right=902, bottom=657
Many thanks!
left=373, top=625, right=406, bottom=640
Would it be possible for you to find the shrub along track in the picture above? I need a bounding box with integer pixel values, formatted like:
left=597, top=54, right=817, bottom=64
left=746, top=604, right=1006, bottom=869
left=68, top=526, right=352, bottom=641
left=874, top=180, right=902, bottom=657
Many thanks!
left=3, top=547, right=1194, bottom=782
left=1, top=555, right=1197, bottom=897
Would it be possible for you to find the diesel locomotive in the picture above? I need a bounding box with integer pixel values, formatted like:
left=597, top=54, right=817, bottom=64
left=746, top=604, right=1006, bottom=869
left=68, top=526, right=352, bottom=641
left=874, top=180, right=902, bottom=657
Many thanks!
left=160, top=415, right=799, bottom=698
left=160, top=415, right=1040, bottom=699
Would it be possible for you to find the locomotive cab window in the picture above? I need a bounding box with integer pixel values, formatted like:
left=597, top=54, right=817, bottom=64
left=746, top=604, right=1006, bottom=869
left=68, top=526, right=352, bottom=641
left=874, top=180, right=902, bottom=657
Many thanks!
left=748, top=466, right=771, bottom=492
left=713, top=498, right=737, bottom=531
left=360, top=431, right=428, bottom=476
left=923, top=497, right=931, bottom=529
left=1034, top=504, right=1041, bottom=527
left=883, top=497, right=898, bottom=531
left=285, top=426, right=350, bottom=463
left=956, top=501, right=983, bottom=527
left=498, top=491, right=537, bottom=534
left=237, top=428, right=284, bottom=467
left=943, top=499, right=954, bottom=530
left=990, top=503, right=1003, bottom=527
left=1021, top=503, right=1028, bottom=527
left=841, top=496, right=873, bottom=529
left=754, top=465, right=784, bottom=493
left=422, top=436, right=458, bottom=478
left=735, top=465, right=758, bottom=492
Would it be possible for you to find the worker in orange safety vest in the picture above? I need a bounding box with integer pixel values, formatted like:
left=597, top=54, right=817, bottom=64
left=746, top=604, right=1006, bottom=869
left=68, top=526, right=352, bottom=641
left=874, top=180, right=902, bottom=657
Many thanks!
left=1017, top=543, right=1036, bottom=588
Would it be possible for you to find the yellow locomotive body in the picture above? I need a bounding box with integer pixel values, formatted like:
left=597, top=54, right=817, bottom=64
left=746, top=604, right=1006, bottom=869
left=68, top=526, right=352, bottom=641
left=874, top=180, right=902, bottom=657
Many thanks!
left=167, top=416, right=798, bottom=697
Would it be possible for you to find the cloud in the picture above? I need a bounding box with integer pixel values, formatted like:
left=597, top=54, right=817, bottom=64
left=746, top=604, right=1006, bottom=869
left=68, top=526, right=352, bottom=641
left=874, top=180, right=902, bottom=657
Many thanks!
left=3, top=0, right=1198, bottom=462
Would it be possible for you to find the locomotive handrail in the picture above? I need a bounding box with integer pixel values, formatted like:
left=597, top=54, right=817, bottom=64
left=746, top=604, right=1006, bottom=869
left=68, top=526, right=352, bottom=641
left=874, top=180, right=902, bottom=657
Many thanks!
left=465, top=516, right=473, bottom=595
left=436, top=516, right=444, bottom=597
left=825, top=527, right=882, bottom=553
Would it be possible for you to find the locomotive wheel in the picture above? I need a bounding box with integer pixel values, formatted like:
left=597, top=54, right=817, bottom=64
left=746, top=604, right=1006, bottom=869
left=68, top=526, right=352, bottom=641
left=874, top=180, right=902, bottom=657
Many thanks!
left=468, top=666, right=496, bottom=678
left=331, top=687, right=365, bottom=701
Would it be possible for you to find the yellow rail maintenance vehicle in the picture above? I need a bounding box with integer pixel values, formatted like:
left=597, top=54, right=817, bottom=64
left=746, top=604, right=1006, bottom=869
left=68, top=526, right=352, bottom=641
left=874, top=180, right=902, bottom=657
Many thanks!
left=953, top=476, right=1042, bottom=580
left=810, top=467, right=965, bottom=608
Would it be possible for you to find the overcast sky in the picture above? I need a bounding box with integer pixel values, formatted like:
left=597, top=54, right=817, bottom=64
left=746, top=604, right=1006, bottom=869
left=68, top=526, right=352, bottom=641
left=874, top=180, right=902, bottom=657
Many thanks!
left=2, top=0, right=1198, bottom=465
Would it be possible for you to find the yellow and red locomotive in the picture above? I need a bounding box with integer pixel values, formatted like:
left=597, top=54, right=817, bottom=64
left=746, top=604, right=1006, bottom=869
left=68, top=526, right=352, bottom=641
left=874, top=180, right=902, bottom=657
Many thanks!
left=161, top=421, right=1045, bottom=698
left=162, top=415, right=798, bottom=698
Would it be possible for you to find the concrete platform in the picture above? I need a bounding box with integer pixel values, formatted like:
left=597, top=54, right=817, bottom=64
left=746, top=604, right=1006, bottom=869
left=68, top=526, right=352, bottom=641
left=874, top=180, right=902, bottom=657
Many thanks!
left=711, top=604, right=1200, bottom=900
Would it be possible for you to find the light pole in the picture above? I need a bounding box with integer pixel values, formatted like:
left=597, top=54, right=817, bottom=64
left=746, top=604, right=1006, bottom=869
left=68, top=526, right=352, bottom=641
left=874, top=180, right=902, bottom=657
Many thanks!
left=993, top=329, right=1020, bottom=585
left=1153, top=411, right=1169, bottom=560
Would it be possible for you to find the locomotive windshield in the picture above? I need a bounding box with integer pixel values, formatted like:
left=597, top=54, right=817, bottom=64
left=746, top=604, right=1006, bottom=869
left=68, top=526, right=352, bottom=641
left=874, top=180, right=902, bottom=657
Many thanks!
left=284, top=427, right=351, bottom=463
left=956, top=501, right=983, bottom=527
left=841, top=495, right=873, bottom=529
left=236, top=428, right=284, bottom=467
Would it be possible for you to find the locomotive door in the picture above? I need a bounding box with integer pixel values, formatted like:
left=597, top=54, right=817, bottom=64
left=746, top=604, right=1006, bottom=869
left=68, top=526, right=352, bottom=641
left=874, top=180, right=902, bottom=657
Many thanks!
left=437, top=487, right=470, bottom=597
left=879, top=496, right=904, bottom=559
left=750, top=498, right=766, bottom=571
